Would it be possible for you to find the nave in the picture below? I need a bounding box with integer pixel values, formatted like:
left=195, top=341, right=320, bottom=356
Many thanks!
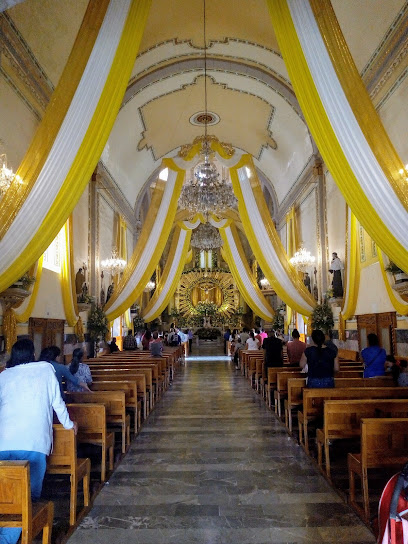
left=68, top=344, right=374, bottom=544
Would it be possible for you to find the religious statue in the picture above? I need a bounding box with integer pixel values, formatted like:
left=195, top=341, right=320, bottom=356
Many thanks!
left=303, top=272, right=311, bottom=293
left=329, top=252, right=344, bottom=297
left=75, top=268, right=85, bottom=295
left=106, top=282, right=114, bottom=303
left=100, top=286, right=105, bottom=306
left=313, top=283, right=319, bottom=301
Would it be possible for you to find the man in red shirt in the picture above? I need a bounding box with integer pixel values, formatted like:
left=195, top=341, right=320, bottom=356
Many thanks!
left=286, top=329, right=306, bottom=366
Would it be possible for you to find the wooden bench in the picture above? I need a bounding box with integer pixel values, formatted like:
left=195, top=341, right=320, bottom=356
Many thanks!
left=91, top=380, right=142, bottom=434
left=267, top=367, right=301, bottom=410
left=0, top=461, right=54, bottom=544
left=338, top=348, right=359, bottom=361
left=298, top=383, right=408, bottom=453
left=274, top=371, right=304, bottom=417
left=67, top=391, right=130, bottom=454
left=348, top=418, right=408, bottom=520
left=46, top=425, right=90, bottom=525
left=66, top=404, right=114, bottom=482
left=317, top=398, right=408, bottom=479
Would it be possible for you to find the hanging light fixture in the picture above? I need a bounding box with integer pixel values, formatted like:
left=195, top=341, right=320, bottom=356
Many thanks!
left=100, top=247, right=126, bottom=277
left=289, top=247, right=316, bottom=270
left=0, top=153, right=22, bottom=196
left=145, top=280, right=155, bottom=291
left=260, top=277, right=270, bottom=289
left=191, top=223, right=223, bottom=250
left=178, top=0, right=237, bottom=217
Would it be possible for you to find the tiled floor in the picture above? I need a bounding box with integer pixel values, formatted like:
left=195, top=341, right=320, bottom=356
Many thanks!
left=68, top=343, right=375, bottom=543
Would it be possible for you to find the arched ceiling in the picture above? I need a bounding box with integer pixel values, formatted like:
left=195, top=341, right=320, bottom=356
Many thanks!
left=5, top=0, right=407, bottom=213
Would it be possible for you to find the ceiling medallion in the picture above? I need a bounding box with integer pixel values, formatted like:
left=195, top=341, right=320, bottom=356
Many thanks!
left=189, top=111, right=220, bottom=126
left=191, top=223, right=223, bottom=250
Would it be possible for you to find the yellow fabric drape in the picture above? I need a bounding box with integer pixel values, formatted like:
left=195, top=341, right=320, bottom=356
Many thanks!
left=267, top=0, right=408, bottom=274
left=60, top=218, right=79, bottom=327
left=378, top=250, right=408, bottom=316
left=0, top=0, right=110, bottom=239
left=309, top=0, right=408, bottom=213
left=229, top=154, right=316, bottom=315
left=13, top=257, right=44, bottom=324
left=105, top=160, right=185, bottom=321
left=219, top=222, right=275, bottom=321
left=3, top=309, right=17, bottom=353
left=338, top=312, right=346, bottom=342
left=142, top=225, right=191, bottom=322
left=0, top=0, right=152, bottom=293
left=341, top=211, right=360, bottom=320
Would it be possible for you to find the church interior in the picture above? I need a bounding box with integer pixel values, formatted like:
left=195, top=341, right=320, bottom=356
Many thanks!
left=0, top=0, right=408, bottom=542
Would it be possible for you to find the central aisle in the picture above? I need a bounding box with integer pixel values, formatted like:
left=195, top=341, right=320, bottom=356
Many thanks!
left=69, top=344, right=374, bottom=544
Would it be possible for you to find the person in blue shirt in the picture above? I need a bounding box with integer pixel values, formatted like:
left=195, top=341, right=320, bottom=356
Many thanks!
left=39, top=346, right=91, bottom=399
left=361, top=333, right=386, bottom=378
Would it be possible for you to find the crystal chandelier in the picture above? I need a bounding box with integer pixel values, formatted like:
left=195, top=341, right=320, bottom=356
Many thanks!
left=178, top=0, right=237, bottom=217
left=260, top=277, right=270, bottom=289
left=191, top=223, right=223, bottom=250
left=100, top=247, right=126, bottom=276
left=289, top=247, right=316, bottom=270
left=145, top=280, right=155, bottom=291
left=0, top=154, right=22, bottom=196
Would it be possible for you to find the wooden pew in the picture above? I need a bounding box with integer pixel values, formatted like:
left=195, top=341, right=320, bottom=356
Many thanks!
left=338, top=348, right=359, bottom=361
left=348, top=418, right=408, bottom=520
left=267, top=367, right=301, bottom=410
left=91, top=380, right=141, bottom=434
left=67, top=391, right=130, bottom=454
left=0, top=461, right=54, bottom=544
left=46, top=425, right=90, bottom=525
left=317, top=399, right=408, bottom=478
left=90, top=371, right=148, bottom=421
left=298, top=383, right=408, bottom=453
left=274, top=371, right=304, bottom=417
left=66, top=404, right=114, bottom=482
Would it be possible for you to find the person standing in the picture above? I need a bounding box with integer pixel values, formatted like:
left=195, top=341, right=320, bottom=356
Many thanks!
left=187, top=329, right=194, bottom=354
left=286, top=329, right=306, bottom=366
left=150, top=331, right=163, bottom=357
left=300, top=329, right=339, bottom=388
left=262, top=330, right=284, bottom=377
left=361, top=333, right=386, bottom=378
left=246, top=331, right=260, bottom=350
left=223, top=328, right=231, bottom=355
left=0, top=339, right=77, bottom=544
left=240, top=327, right=250, bottom=346
left=123, top=329, right=137, bottom=351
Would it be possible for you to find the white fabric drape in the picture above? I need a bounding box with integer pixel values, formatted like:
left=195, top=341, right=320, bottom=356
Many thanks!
left=0, top=0, right=132, bottom=276
left=106, top=167, right=180, bottom=319
left=142, top=228, right=189, bottom=321
left=288, top=0, right=408, bottom=250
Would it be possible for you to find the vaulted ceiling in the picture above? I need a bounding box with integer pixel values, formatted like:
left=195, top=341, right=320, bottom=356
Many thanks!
left=5, top=0, right=406, bottom=213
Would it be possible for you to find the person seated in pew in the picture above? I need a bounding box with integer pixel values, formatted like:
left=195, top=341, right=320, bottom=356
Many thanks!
left=39, top=346, right=91, bottom=399
left=0, top=339, right=77, bottom=544
left=97, top=340, right=110, bottom=357
left=123, top=329, right=137, bottom=351
left=150, top=331, right=163, bottom=357
left=286, top=329, right=306, bottom=366
left=246, top=331, right=260, bottom=350
left=109, top=337, right=120, bottom=353
left=66, top=349, right=93, bottom=393
left=300, top=329, right=339, bottom=388
left=397, top=360, right=408, bottom=387
left=361, top=333, right=386, bottom=378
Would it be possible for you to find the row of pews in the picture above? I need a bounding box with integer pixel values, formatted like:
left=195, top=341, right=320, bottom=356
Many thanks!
left=0, top=344, right=185, bottom=543
left=237, top=347, right=408, bottom=526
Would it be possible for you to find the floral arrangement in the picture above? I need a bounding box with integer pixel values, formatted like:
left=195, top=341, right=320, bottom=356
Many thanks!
left=311, top=301, right=334, bottom=333
left=195, top=301, right=218, bottom=316
left=272, top=304, right=285, bottom=330
left=77, top=293, right=94, bottom=304
left=87, top=305, right=109, bottom=340
left=195, top=327, right=221, bottom=340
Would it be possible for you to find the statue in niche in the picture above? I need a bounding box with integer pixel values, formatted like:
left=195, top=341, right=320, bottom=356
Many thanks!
left=106, top=282, right=114, bottom=303
left=313, top=283, right=319, bottom=301
left=100, top=286, right=105, bottom=306
left=75, top=268, right=85, bottom=295
left=329, top=252, right=344, bottom=297
left=303, top=272, right=311, bottom=293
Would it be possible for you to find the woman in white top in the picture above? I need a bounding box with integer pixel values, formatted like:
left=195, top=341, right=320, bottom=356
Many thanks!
left=246, top=331, right=260, bottom=350
left=0, top=339, right=76, bottom=544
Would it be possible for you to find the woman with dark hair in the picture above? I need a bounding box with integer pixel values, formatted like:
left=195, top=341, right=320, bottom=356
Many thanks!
left=300, top=329, right=339, bottom=388
left=361, top=333, right=386, bottom=378
left=142, top=329, right=152, bottom=351
left=66, top=348, right=92, bottom=392
left=39, top=346, right=90, bottom=399
left=0, top=339, right=76, bottom=544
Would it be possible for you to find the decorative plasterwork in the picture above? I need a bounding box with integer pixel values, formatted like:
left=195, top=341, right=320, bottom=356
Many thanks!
left=361, top=2, right=408, bottom=109
left=96, top=161, right=137, bottom=233
left=0, top=12, right=53, bottom=119
left=137, top=73, right=277, bottom=161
